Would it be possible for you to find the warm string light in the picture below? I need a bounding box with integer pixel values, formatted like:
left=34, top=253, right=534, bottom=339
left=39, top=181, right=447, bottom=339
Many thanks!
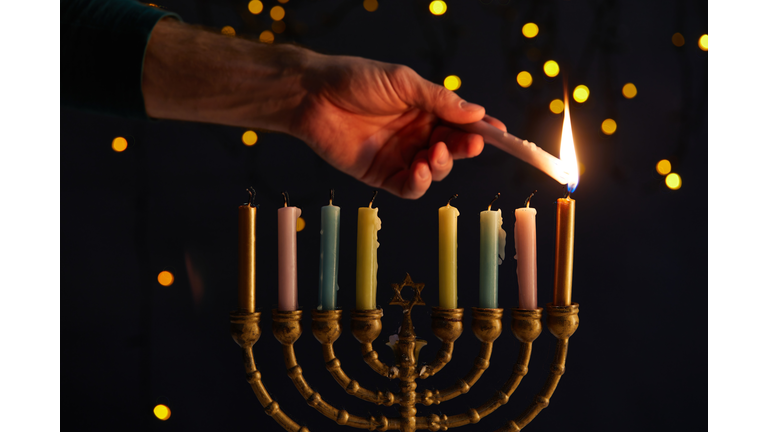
left=543, top=60, right=560, bottom=77
left=672, top=32, right=685, bottom=47
left=221, top=26, right=236, bottom=36
left=242, top=130, right=258, bottom=146
left=443, top=75, right=461, bottom=91
left=112, top=137, right=128, bottom=152
left=363, top=0, right=378, bottom=12
left=522, top=22, right=539, bottom=38
left=296, top=217, right=306, bottom=232
left=549, top=99, right=564, bottom=114
left=260, top=30, right=275, bottom=43
left=153, top=404, right=171, bottom=421
left=270, top=6, right=285, bottom=20
left=656, top=159, right=671, bottom=175
left=573, top=85, right=589, bottom=103
left=272, top=20, right=286, bottom=34
left=517, top=71, right=532, bottom=88
left=601, top=119, right=617, bottom=135
left=158, top=271, right=174, bottom=286
left=622, top=83, right=637, bottom=99
left=248, top=0, right=263, bottom=14
left=698, top=34, right=708, bottom=51
left=429, top=1, right=447, bottom=16
left=665, top=173, right=682, bottom=190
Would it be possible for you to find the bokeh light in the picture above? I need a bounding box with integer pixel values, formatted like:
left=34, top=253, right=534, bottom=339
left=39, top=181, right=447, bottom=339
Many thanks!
left=517, top=71, right=532, bottom=88
left=429, top=1, right=447, bottom=15
left=443, top=75, right=461, bottom=91
left=272, top=20, right=286, bottom=34
left=672, top=32, right=685, bottom=47
left=665, top=173, right=682, bottom=190
left=278, top=0, right=289, bottom=3
left=296, top=217, right=306, bottom=232
left=363, top=0, right=378, bottom=12
left=154, top=404, right=171, bottom=421
left=221, top=26, right=235, bottom=36
left=601, top=118, right=617, bottom=135
left=699, top=34, right=708, bottom=51
left=549, top=99, right=564, bottom=114
left=259, top=30, right=275, bottom=44
left=112, top=137, right=128, bottom=152
left=573, top=85, right=589, bottom=103
left=242, top=131, right=258, bottom=146
left=158, top=271, right=174, bottom=287
left=656, top=159, right=672, bottom=175
left=270, top=6, right=285, bottom=21
left=522, top=23, right=539, bottom=38
left=248, top=0, right=263, bottom=14
left=622, top=83, right=637, bottom=99
left=543, top=60, right=559, bottom=77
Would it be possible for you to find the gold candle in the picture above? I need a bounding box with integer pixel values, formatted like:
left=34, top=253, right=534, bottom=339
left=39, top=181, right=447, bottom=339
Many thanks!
left=238, top=188, right=257, bottom=312
left=553, top=197, right=575, bottom=306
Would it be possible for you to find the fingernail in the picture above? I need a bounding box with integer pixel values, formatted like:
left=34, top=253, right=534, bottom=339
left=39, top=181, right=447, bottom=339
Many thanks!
left=417, top=164, right=429, bottom=180
left=460, top=100, right=482, bottom=111
left=437, top=148, right=450, bottom=165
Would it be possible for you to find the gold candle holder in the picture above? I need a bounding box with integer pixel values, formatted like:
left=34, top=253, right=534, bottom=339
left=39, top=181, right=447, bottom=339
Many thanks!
left=230, top=276, right=580, bottom=431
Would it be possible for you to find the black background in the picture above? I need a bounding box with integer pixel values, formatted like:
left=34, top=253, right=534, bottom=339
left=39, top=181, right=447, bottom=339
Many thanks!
left=61, top=1, right=707, bottom=430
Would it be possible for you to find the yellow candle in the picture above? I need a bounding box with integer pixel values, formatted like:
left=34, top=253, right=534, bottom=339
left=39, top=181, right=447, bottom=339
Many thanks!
left=238, top=188, right=257, bottom=312
left=356, top=192, right=381, bottom=310
left=438, top=195, right=459, bottom=309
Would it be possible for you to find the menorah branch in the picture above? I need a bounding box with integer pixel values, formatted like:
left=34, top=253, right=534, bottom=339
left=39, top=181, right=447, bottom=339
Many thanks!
left=418, top=308, right=463, bottom=380
left=421, top=308, right=503, bottom=404
left=499, top=303, right=579, bottom=432
left=274, top=309, right=399, bottom=430
left=312, top=309, right=399, bottom=406
left=351, top=309, right=397, bottom=378
left=230, top=310, right=309, bottom=432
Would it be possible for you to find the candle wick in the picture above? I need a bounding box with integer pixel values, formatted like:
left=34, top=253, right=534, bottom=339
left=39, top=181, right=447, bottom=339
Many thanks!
left=447, top=193, right=458, bottom=206
left=525, top=190, right=537, bottom=208
left=487, top=193, right=500, bottom=211
left=246, top=186, right=258, bottom=208
left=369, top=190, right=378, bottom=208
left=330, top=188, right=335, bottom=205
left=282, top=191, right=290, bottom=207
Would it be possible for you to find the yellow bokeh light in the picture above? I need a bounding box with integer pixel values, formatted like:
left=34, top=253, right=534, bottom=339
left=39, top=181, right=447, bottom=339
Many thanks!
left=622, top=83, right=637, bottom=99
left=522, top=23, right=539, bottom=38
left=158, top=271, right=174, bottom=287
left=601, top=118, right=617, bottom=135
left=573, top=85, right=589, bottom=103
left=154, top=404, right=171, bottom=421
left=429, top=1, right=447, bottom=15
left=272, top=20, right=286, bottom=34
left=656, top=159, right=672, bottom=175
left=270, top=6, right=286, bottom=21
left=665, top=173, right=682, bottom=190
left=517, top=71, right=532, bottom=88
left=259, top=30, right=275, bottom=44
left=699, top=34, right=708, bottom=51
left=248, top=0, right=263, bottom=14
left=443, top=75, right=461, bottom=91
left=364, top=0, right=378, bottom=12
left=242, top=131, right=258, bottom=146
left=543, top=60, right=559, bottom=77
left=112, top=137, right=128, bottom=152
left=221, top=26, right=235, bottom=36
left=549, top=99, right=564, bottom=114
left=672, top=32, right=685, bottom=47
left=296, top=217, right=306, bottom=232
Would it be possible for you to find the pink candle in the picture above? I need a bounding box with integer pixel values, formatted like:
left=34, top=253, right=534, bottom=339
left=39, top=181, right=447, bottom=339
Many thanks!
left=278, top=197, right=301, bottom=311
left=514, top=193, right=538, bottom=310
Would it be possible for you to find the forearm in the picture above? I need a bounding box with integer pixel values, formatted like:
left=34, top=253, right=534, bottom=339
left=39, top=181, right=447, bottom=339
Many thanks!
left=142, top=18, right=313, bottom=132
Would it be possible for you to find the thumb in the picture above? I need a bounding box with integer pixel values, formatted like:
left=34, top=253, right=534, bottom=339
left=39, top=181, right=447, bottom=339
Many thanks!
left=393, top=67, right=486, bottom=124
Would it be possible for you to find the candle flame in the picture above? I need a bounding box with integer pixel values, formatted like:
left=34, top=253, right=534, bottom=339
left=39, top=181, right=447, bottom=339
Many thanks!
left=560, top=97, right=579, bottom=193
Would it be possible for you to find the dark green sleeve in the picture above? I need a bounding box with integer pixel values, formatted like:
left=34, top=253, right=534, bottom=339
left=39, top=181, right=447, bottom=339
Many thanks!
left=61, top=0, right=182, bottom=119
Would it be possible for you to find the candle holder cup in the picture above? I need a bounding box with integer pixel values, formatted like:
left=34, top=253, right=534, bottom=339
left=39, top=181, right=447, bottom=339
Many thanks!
left=230, top=276, right=580, bottom=431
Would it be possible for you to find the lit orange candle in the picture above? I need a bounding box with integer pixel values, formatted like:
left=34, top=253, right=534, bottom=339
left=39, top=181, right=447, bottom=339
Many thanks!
left=553, top=96, right=579, bottom=306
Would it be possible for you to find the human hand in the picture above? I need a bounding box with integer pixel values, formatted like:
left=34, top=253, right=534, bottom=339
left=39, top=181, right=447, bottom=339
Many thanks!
left=289, top=53, right=507, bottom=199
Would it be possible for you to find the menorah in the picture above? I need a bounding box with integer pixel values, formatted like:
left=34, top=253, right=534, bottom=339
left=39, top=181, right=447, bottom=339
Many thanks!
left=229, top=273, right=579, bottom=432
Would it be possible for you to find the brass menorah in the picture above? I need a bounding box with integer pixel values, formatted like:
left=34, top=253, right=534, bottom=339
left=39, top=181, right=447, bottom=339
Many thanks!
left=229, top=274, right=579, bottom=431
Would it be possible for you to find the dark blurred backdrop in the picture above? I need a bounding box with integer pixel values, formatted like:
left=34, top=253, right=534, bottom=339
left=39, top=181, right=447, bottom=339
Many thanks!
left=61, top=1, right=707, bottom=430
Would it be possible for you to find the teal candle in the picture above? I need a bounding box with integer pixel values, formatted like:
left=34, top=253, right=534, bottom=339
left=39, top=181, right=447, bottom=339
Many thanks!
left=479, top=207, right=506, bottom=308
left=318, top=203, right=340, bottom=310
